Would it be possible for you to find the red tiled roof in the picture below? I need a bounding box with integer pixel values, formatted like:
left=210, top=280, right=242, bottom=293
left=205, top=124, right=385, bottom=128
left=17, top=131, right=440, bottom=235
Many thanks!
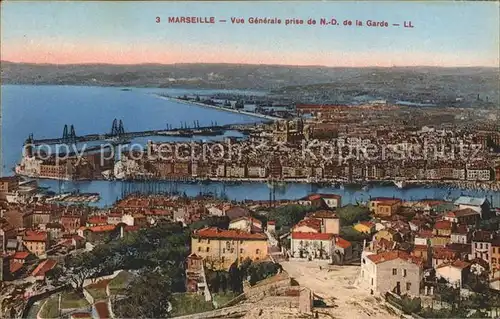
left=87, top=225, right=116, bottom=233
left=413, top=244, right=428, bottom=251
left=335, top=237, right=352, bottom=248
left=13, top=251, right=30, bottom=260
left=436, top=259, right=471, bottom=270
left=367, top=250, right=422, bottom=265
left=230, top=216, right=263, bottom=226
left=87, top=216, right=108, bottom=225
left=446, top=208, right=479, bottom=218
left=307, top=210, right=338, bottom=219
left=10, top=260, right=23, bottom=273
left=434, top=220, right=452, bottom=230
left=417, top=230, right=433, bottom=238
left=371, top=197, right=402, bottom=204
left=360, top=221, right=375, bottom=228
left=291, top=232, right=334, bottom=240
left=32, top=259, right=57, bottom=278
left=23, top=231, right=48, bottom=242
left=70, top=312, right=92, bottom=319
left=193, top=227, right=267, bottom=240
left=188, top=253, right=203, bottom=260
left=306, top=194, right=322, bottom=201
left=433, top=247, right=458, bottom=260
left=267, top=221, right=276, bottom=225
left=124, top=225, right=140, bottom=232
left=293, top=218, right=322, bottom=232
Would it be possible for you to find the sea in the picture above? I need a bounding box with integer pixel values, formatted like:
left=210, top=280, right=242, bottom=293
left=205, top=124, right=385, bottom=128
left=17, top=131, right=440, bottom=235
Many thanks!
left=2, top=85, right=500, bottom=208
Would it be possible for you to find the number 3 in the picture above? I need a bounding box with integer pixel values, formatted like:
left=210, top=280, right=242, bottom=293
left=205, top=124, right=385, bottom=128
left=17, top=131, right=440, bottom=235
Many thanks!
left=156, top=16, right=160, bottom=23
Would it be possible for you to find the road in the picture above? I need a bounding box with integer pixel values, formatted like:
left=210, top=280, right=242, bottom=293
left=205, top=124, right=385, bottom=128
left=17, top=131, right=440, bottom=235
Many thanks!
left=280, top=260, right=399, bottom=319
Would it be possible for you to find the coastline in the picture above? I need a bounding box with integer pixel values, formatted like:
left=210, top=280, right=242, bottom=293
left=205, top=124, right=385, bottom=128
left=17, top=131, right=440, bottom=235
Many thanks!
left=16, top=172, right=500, bottom=192
left=153, top=93, right=282, bottom=121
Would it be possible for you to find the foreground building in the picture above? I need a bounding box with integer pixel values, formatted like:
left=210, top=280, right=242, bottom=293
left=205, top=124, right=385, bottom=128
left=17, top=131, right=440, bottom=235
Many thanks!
left=360, top=250, right=423, bottom=297
left=191, top=227, right=268, bottom=270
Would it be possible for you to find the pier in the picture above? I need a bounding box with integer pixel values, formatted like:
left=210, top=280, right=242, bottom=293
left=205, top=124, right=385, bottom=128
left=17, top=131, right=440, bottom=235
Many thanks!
left=28, top=119, right=266, bottom=146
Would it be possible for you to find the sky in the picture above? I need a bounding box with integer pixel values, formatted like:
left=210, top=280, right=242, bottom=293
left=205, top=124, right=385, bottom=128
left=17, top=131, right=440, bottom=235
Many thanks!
left=1, top=1, right=499, bottom=67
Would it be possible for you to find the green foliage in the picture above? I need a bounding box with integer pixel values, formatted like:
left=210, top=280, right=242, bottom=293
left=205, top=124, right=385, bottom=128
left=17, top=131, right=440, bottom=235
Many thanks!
left=337, top=204, right=370, bottom=226
left=206, top=270, right=229, bottom=294
left=45, top=266, right=63, bottom=283
left=340, top=226, right=369, bottom=243
left=39, top=295, right=59, bottom=319
left=169, top=293, right=214, bottom=317
left=266, top=204, right=317, bottom=235
left=399, top=295, right=422, bottom=314
left=468, top=310, right=490, bottom=318
left=66, top=221, right=190, bottom=293
left=228, top=261, right=242, bottom=293
left=114, top=270, right=173, bottom=319
left=189, top=216, right=229, bottom=231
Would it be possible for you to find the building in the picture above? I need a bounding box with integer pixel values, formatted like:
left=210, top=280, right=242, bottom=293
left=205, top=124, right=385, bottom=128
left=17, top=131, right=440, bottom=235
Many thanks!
left=305, top=210, right=340, bottom=235
left=78, top=225, right=117, bottom=243
left=333, top=237, right=353, bottom=262
left=450, top=225, right=470, bottom=244
left=435, top=260, right=471, bottom=287
left=23, top=231, right=49, bottom=257
left=0, top=177, right=19, bottom=200
left=369, top=198, right=402, bottom=217
left=433, top=220, right=453, bottom=237
left=354, top=221, right=376, bottom=235
left=492, top=239, right=500, bottom=278
left=228, top=216, right=263, bottom=233
left=0, top=220, right=17, bottom=253
left=471, top=230, right=496, bottom=267
left=292, top=218, right=322, bottom=233
left=443, top=208, right=481, bottom=225
left=60, top=215, right=84, bottom=233
left=360, top=250, right=423, bottom=296
left=454, top=196, right=489, bottom=218
left=31, top=259, right=57, bottom=281
left=185, top=253, right=206, bottom=294
left=191, top=227, right=268, bottom=270
left=466, top=168, right=491, bottom=181
left=291, top=232, right=335, bottom=260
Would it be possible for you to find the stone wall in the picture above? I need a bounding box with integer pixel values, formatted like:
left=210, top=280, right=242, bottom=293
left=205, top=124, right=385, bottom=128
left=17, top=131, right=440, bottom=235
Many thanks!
left=173, top=304, right=253, bottom=319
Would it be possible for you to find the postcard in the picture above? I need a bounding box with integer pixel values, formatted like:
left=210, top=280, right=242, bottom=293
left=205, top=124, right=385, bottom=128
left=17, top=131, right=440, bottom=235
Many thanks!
left=0, top=1, right=499, bottom=318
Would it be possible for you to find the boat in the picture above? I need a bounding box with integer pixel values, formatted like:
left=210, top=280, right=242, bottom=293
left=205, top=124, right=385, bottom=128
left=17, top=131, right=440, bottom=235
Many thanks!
left=394, top=180, right=406, bottom=189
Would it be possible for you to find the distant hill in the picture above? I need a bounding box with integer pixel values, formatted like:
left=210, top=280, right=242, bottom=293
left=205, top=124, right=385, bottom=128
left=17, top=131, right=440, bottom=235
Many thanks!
left=1, top=61, right=498, bottom=106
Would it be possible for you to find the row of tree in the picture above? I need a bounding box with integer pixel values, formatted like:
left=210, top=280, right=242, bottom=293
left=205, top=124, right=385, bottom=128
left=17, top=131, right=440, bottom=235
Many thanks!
left=207, top=258, right=282, bottom=295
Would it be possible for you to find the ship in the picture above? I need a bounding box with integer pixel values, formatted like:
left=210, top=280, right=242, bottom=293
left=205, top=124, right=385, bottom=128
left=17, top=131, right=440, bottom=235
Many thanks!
left=394, top=180, right=406, bottom=189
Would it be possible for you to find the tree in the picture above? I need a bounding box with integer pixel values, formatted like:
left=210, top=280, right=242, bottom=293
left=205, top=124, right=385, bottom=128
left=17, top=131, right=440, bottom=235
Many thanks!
left=114, top=270, right=172, bottom=318
left=340, top=226, right=369, bottom=243
left=228, top=261, right=242, bottom=293
left=337, top=204, right=370, bottom=226
left=400, top=295, right=422, bottom=314
left=45, top=266, right=64, bottom=284
left=66, top=252, right=104, bottom=294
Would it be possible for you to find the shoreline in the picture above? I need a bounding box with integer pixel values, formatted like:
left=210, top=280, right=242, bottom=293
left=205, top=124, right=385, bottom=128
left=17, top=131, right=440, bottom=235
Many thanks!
left=153, top=93, right=282, bottom=121
left=15, top=173, right=500, bottom=192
